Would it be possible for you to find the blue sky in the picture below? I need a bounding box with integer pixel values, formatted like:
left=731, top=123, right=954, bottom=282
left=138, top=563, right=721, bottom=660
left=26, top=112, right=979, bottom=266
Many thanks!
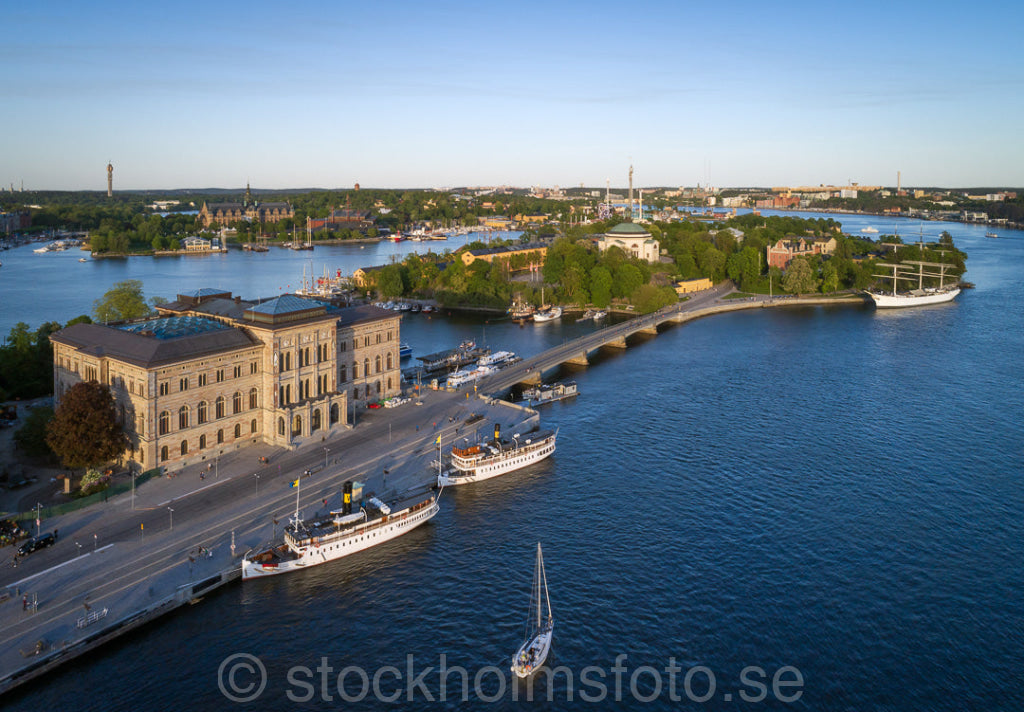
left=4, top=0, right=1023, bottom=191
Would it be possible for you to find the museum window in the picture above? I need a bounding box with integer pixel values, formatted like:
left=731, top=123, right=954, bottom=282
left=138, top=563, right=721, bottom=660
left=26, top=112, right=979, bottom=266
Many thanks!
left=199, top=434, right=207, bottom=450
left=178, top=405, right=189, bottom=429
left=249, top=387, right=258, bottom=409
left=159, top=411, right=170, bottom=435
left=216, top=396, right=225, bottom=419
left=198, top=401, right=208, bottom=424
left=233, top=391, right=242, bottom=414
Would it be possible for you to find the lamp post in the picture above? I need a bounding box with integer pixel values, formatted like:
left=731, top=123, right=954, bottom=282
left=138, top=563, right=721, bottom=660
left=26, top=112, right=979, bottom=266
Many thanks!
left=131, top=470, right=136, bottom=510
left=215, top=456, right=219, bottom=480
left=93, top=533, right=98, bottom=552
left=324, top=447, right=330, bottom=470
left=75, top=541, right=82, bottom=557
left=254, top=473, right=260, bottom=496
left=167, top=507, right=174, bottom=532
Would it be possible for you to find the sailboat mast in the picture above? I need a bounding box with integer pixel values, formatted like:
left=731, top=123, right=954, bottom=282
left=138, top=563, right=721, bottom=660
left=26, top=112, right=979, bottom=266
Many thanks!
left=536, top=544, right=543, bottom=629
left=541, top=545, right=551, bottom=622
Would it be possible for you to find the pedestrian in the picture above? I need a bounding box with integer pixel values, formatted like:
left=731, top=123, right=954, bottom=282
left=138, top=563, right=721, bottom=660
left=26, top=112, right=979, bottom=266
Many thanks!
left=200, top=472, right=205, bottom=481
left=54, top=528, right=59, bottom=542
left=23, top=595, right=27, bottom=611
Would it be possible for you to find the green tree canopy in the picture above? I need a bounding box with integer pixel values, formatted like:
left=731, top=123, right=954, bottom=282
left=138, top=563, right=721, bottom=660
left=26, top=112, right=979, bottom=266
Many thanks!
left=93, top=279, right=153, bottom=323
left=46, top=381, right=128, bottom=470
left=782, top=257, right=818, bottom=295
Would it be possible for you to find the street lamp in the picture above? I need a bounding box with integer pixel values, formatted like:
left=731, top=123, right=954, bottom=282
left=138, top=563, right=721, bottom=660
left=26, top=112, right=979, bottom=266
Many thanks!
left=75, top=541, right=82, bottom=557
left=168, top=507, right=174, bottom=531
left=324, top=447, right=330, bottom=470
left=93, top=533, right=98, bottom=552
left=254, top=473, right=260, bottom=496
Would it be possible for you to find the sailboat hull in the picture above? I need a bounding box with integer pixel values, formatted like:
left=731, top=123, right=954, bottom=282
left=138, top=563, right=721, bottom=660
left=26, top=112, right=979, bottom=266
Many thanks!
left=512, top=626, right=553, bottom=678
left=868, top=287, right=960, bottom=308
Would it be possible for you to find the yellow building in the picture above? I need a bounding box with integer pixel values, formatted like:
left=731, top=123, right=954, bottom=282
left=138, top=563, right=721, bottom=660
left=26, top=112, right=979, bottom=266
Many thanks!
left=674, top=278, right=713, bottom=295
left=51, top=289, right=401, bottom=471
left=513, top=213, right=548, bottom=224
left=459, top=243, right=547, bottom=268
left=482, top=216, right=512, bottom=230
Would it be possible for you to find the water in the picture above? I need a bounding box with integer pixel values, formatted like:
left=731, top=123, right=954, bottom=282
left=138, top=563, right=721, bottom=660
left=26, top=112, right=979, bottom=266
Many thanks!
left=5, top=218, right=1024, bottom=709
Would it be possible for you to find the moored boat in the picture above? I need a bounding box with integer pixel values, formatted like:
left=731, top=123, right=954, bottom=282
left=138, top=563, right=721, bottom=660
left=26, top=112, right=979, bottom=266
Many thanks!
left=868, top=259, right=962, bottom=309
left=478, top=350, right=518, bottom=368
left=438, top=425, right=557, bottom=486
left=399, top=343, right=412, bottom=359
left=519, top=381, right=578, bottom=406
left=241, top=480, right=439, bottom=580
left=533, top=306, right=562, bottom=323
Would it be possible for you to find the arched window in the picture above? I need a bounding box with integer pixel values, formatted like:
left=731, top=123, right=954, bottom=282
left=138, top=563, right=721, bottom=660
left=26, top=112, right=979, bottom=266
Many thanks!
left=217, top=428, right=224, bottom=444
left=376, top=380, right=381, bottom=394
left=199, top=434, right=207, bottom=450
left=198, top=401, right=208, bottom=424
left=375, top=355, right=381, bottom=373
left=311, top=409, right=321, bottom=432
left=340, top=365, right=347, bottom=383
left=364, top=358, right=370, bottom=375
left=180, top=440, right=188, bottom=456
left=278, top=417, right=285, bottom=436
left=352, top=363, right=359, bottom=379
left=159, top=411, right=170, bottom=435
left=387, top=377, right=392, bottom=391
left=249, top=387, right=258, bottom=409
left=160, top=446, right=169, bottom=462
left=178, top=405, right=189, bottom=429
left=387, top=353, right=393, bottom=370
left=251, top=418, right=257, bottom=433
left=215, top=396, right=225, bottom=419
left=292, top=415, right=302, bottom=437
left=233, top=391, right=242, bottom=414
left=354, top=387, right=360, bottom=400
left=330, top=404, right=339, bottom=425
left=234, top=424, right=241, bottom=438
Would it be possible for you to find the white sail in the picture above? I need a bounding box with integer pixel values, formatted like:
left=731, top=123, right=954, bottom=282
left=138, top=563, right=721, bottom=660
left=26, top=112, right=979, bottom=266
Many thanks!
left=511, top=543, right=554, bottom=678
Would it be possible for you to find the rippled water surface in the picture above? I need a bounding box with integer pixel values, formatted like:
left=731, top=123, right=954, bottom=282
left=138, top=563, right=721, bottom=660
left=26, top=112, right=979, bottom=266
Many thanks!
left=7, top=219, right=1024, bottom=710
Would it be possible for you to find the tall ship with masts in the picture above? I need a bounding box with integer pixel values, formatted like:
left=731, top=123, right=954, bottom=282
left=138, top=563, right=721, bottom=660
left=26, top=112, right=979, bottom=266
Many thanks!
left=867, top=260, right=961, bottom=308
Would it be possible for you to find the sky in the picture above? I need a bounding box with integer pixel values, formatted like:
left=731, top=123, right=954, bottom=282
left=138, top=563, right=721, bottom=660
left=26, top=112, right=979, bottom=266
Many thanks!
left=4, top=0, right=1023, bottom=191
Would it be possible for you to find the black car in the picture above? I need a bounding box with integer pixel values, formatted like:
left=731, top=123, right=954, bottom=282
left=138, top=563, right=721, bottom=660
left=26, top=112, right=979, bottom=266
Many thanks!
left=18, top=532, right=56, bottom=556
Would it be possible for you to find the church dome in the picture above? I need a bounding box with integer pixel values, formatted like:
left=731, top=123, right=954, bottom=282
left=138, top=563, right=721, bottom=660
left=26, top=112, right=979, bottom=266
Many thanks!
left=606, top=222, right=650, bottom=236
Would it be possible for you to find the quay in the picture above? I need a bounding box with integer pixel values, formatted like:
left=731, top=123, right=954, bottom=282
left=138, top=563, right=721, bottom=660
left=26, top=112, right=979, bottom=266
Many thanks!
left=0, top=390, right=536, bottom=697
left=0, top=284, right=865, bottom=696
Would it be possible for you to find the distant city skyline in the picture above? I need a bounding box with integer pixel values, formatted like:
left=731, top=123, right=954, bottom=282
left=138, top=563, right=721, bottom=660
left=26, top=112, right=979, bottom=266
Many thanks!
left=5, top=1, right=1023, bottom=191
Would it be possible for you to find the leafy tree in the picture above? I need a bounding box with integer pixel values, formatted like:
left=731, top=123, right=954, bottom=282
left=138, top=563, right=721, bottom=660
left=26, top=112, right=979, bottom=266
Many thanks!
left=821, top=260, right=839, bottom=293
left=13, top=406, right=55, bottom=459
left=589, top=266, right=613, bottom=308
left=46, top=381, right=128, bottom=470
left=93, top=279, right=153, bottom=323
left=782, top=257, right=818, bottom=295
left=613, top=263, right=644, bottom=299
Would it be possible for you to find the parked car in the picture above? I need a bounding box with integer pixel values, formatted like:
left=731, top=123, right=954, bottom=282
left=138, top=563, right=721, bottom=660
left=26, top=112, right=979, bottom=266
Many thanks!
left=18, top=532, right=55, bottom=556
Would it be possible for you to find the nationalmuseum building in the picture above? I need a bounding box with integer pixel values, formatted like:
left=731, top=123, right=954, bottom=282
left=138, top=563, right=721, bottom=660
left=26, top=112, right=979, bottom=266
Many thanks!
left=50, top=289, right=401, bottom=471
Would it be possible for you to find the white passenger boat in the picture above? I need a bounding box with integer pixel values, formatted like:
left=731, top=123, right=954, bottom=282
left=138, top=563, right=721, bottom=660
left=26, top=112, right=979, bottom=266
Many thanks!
left=241, top=480, right=439, bottom=580
left=445, top=364, right=494, bottom=388
left=511, top=543, right=554, bottom=679
left=519, top=381, right=578, bottom=406
left=478, top=350, right=518, bottom=368
left=438, top=425, right=557, bottom=486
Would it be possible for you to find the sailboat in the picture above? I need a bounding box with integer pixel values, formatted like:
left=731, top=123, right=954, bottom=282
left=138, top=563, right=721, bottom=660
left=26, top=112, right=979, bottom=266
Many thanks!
left=511, top=543, right=554, bottom=678
left=532, top=286, right=562, bottom=323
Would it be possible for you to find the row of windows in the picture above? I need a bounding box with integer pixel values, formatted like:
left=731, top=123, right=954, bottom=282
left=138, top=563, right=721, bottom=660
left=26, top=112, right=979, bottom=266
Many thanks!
left=343, top=353, right=395, bottom=382
left=276, top=406, right=340, bottom=437
left=160, top=362, right=257, bottom=395
left=158, top=389, right=259, bottom=434
left=159, top=420, right=258, bottom=461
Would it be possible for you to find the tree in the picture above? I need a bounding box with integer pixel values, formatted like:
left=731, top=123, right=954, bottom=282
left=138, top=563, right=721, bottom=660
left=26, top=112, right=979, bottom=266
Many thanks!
left=46, top=381, right=128, bottom=470
left=782, top=257, right=818, bottom=295
left=93, top=279, right=153, bottom=323
left=589, top=266, right=613, bottom=308
left=821, top=260, right=839, bottom=293
left=14, top=406, right=55, bottom=459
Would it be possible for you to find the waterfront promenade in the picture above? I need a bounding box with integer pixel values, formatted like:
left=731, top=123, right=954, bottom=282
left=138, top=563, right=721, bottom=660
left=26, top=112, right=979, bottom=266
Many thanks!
left=0, top=285, right=866, bottom=695
left=0, top=388, right=537, bottom=695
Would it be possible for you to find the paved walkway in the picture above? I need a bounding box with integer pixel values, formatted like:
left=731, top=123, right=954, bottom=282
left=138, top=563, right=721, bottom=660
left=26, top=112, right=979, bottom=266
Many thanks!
left=0, top=390, right=536, bottom=690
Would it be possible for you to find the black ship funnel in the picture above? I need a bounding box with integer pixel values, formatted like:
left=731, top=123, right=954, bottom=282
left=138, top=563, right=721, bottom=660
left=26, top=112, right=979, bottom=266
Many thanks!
left=343, top=481, right=353, bottom=515
left=494, top=423, right=500, bottom=442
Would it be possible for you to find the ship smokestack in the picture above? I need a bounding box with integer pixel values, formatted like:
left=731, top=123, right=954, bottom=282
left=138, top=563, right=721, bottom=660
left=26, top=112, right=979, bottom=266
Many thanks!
left=494, top=423, right=501, bottom=442
left=343, top=480, right=353, bottom=515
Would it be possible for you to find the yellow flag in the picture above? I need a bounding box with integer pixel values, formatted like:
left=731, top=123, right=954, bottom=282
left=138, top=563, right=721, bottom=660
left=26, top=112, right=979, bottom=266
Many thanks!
left=435, top=434, right=441, bottom=445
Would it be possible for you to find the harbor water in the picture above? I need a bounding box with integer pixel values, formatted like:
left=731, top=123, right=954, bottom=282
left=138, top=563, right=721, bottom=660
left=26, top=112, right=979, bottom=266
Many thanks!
left=3, top=217, right=1023, bottom=709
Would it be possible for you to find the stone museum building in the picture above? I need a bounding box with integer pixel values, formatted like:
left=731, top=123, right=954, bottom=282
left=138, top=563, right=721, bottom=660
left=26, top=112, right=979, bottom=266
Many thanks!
left=50, top=290, right=401, bottom=471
